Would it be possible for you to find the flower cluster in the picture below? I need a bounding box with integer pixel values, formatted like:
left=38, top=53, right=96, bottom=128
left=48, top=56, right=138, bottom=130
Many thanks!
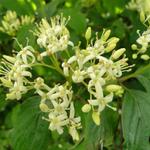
left=131, top=29, right=150, bottom=60
left=34, top=14, right=72, bottom=58
left=0, top=46, right=35, bottom=100
left=34, top=78, right=81, bottom=141
left=62, top=28, right=130, bottom=125
left=0, top=14, right=133, bottom=141
left=0, top=10, right=35, bottom=36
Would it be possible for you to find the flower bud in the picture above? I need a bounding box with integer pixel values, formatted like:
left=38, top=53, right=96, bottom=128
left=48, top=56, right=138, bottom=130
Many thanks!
left=141, top=54, right=150, bottom=61
left=140, top=11, right=145, bottom=23
left=131, top=44, right=137, bottom=50
left=102, top=29, right=111, bottom=41
left=62, top=62, right=69, bottom=76
left=111, top=48, right=126, bottom=60
left=82, top=104, right=91, bottom=112
left=85, top=27, right=91, bottom=40
left=107, top=37, right=119, bottom=44
left=92, top=111, right=100, bottom=125
left=132, top=54, right=137, bottom=59
left=39, top=103, right=49, bottom=112
left=105, top=43, right=116, bottom=53
left=106, top=84, right=122, bottom=93
left=115, top=88, right=124, bottom=97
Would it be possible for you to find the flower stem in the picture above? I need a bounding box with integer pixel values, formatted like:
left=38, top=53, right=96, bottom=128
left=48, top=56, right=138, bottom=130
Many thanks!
left=31, top=62, right=65, bottom=77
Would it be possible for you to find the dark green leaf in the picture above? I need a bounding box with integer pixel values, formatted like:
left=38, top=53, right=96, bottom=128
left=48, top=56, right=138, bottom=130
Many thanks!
left=122, top=76, right=150, bottom=150
left=0, top=0, right=34, bottom=15
left=11, top=96, right=51, bottom=150
left=60, top=8, right=87, bottom=34
left=76, top=108, right=118, bottom=150
left=43, top=0, right=65, bottom=18
left=13, top=24, right=36, bottom=51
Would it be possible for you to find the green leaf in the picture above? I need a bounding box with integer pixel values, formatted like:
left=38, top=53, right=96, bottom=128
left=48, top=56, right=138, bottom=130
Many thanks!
left=111, top=19, right=126, bottom=39
left=76, top=108, right=118, bottom=150
left=0, top=0, right=34, bottom=15
left=13, top=24, right=36, bottom=51
left=122, top=76, right=150, bottom=150
left=60, top=8, right=87, bottom=34
left=43, top=0, right=65, bottom=18
left=11, top=96, right=51, bottom=150
left=102, top=0, right=125, bottom=16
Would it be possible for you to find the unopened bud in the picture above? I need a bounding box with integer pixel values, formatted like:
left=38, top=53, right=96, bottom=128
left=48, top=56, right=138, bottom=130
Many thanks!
left=132, top=54, right=137, bottom=59
left=141, top=54, right=150, bottom=60
left=131, top=44, right=137, bottom=50
left=85, top=27, right=91, bottom=40
left=115, top=88, right=124, bottom=97
left=39, top=103, right=49, bottom=112
left=82, top=104, right=91, bottom=112
left=62, top=62, right=69, bottom=76
left=102, top=29, right=111, bottom=41
left=105, top=43, right=116, bottom=53
left=111, top=48, right=126, bottom=60
left=106, top=84, right=122, bottom=93
left=140, top=11, right=145, bottom=23
left=107, top=37, right=119, bottom=44
left=92, top=111, right=100, bottom=125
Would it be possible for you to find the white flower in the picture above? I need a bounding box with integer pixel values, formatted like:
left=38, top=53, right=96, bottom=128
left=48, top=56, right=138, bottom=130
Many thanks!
left=88, top=79, right=105, bottom=99
left=72, top=69, right=86, bottom=83
left=0, top=46, right=34, bottom=100
left=48, top=113, right=69, bottom=134
left=112, top=57, right=133, bottom=78
left=16, top=46, right=35, bottom=64
left=7, top=82, right=27, bottom=100
left=88, top=93, right=113, bottom=112
left=34, top=77, right=51, bottom=91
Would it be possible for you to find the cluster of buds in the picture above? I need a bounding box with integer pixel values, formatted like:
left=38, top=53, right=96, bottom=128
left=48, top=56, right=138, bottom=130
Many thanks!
left=0, top=10, right=35, bottom=36
left=62, top=27, right=131, bottom=125
left=20, top=15, right=35, bottom=26
left=34, top=78, right=81, bottom=141
left=34, top=14, right=73, bottom=59
left=0, top=46, right=35, bottom=100
left=131, top=29, right=150, bottom=60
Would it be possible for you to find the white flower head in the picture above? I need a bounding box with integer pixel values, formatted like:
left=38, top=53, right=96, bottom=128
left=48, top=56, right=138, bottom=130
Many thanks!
left=35, top=14, right=71, bottom=56
left=0, top=46, right=34, bottom=100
